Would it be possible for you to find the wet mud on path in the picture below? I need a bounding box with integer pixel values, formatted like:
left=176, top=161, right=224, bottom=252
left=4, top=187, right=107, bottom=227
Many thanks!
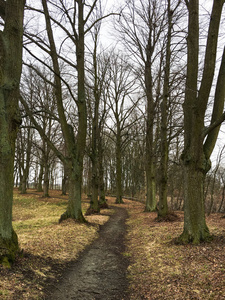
left=44, top=207, right=130, bottom=300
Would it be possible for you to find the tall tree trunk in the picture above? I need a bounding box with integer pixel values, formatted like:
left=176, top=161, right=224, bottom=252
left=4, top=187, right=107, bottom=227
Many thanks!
left=158, top=0, right=172, bottom=218
left=0, top=0, right=25, bottom=265
left=145, top=42, right=156, bottom=212
left=59, top=160, right=85, bottom=222
left=98, top=138, right=107, bottom=206
left=88, top=145, right=99, bottom=213
left=68, top=0, right=87, bottom=219
left=21, top=176, right=27, bottom=194
left=116, top=128, right=123, bottom=204
left=180, top=163, right=209, bottom=243
left=145, top=158, right=156, bottom=211
left=43, top=162, right=49, bottom=197
left=20, top=127, right=32, bottom=194
left=61, top=163, right=68, bottom=195
left=37, top=162, right=44, bottom=192
left=42, top=0, right=87, bottom=222
left=145, top=103, right=156, bottom=212
left=88, top=31, right=102, bottom=214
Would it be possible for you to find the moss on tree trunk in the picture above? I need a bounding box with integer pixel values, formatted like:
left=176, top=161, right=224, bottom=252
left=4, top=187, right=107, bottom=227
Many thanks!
left=178, top=163, right=211, bottom=244
left=0, top=150, right=20, bottom=264
left=59, top=162, right=86, bottom=223
left=145, top=161, right=156, bottom=212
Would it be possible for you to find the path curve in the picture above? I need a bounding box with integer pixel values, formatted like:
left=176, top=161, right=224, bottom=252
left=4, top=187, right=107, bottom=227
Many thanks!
left=45, top=206, right=130, bottom=300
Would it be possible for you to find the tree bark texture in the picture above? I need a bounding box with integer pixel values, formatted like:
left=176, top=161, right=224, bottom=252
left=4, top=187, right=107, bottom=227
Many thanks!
left=116, top=127, right=123, bottom=204
left=98, top=137, right=107, bottom=206
left=0, top=0, right=25, bottom=264
left=158, top=0, right=172, bottom=218
left=145, top=64, right=156, bottom=212
left=89, top=34, right=101, bottom=213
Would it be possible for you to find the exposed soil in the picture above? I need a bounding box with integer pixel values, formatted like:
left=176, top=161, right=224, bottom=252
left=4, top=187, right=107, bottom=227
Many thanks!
left=43, top=206, right=130, bottom=300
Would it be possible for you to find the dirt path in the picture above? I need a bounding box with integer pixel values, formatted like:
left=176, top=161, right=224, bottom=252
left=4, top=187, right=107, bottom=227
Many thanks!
left=44, top=206, right=130, bottom=300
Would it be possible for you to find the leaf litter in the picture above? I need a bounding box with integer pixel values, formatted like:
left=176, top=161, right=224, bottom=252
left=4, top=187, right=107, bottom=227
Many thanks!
left=122, top=200, right=225, bottom=300
left=1, top=190, right=225, bottom=299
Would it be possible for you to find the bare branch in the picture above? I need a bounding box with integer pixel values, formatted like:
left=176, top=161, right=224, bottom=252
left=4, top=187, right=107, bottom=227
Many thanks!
left=84, top=0, right=98, bottom=24
left=84, top=13, right=120, bottom=35
left=20, top=96, right=66, bottom=164
left=203, top=112, right=225, bottom=139
left=23, top=46, right=77, bottom=104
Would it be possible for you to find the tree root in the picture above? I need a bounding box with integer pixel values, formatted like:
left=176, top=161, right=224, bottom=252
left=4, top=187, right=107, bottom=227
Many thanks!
left=174, top=228, right=212, bottom=245
left=59, top=211, right=86, bottom=223
left=155, top=212, right=180, bottom=222
left=0, top=229, right=19, bottom=267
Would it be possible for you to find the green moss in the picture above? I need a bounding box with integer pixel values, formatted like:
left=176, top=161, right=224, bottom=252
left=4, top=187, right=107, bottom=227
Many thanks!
left=2, top=257, right=11, bottom=268
left=0, top=229, right=19, bottom=266
left=176, top=227, right=212, bottom=245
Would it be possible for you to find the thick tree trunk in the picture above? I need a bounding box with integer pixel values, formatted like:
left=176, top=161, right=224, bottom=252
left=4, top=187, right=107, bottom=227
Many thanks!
left=158, top=98, right=169, bottom=217
left=0, top=0, right=25, bottom=265
left=37, top=163, right=44, bottom=192
left=116, top=131, right=123, bottom=204
left=61, top=162, right=69, bottom=195
left=59, top=161, right=85, bottom=222
left=98, top=139, right=107, bottom=207
left=61, top=177, right=67, bottom=195
left=20, top=132, right=32, bottom=194
left=145, top=160, right=156, bottom=211
left=179, top=163, right=210, bottom=244
left=145, top=45, right=156, bottom=212
left=158, top=0, right=172, bottom=218
left=179, top=0, right=225, bottom=243
left=88, top=106, right=100, bottom=213
left=90, top=161, right=99, bottom=212
left=21, top=176, right=27, bottom=194
left=145, top=101, right=156, bottom=212
left=0, top=139, right=19, bottom=264
left=43, top=164, right=49, bottom=197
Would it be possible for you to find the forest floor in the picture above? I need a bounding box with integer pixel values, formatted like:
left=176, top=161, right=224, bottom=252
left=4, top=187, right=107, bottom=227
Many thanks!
left=0, top=189, right=225, bottom=299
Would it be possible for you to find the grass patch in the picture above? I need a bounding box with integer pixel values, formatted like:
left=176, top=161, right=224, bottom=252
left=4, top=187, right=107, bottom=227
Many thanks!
left=0, top=189, right=114, bottom=299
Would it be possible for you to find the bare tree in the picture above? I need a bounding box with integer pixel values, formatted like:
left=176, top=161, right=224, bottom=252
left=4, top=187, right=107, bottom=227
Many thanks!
left=22, top=0, right=116, bottom=221
left=117, top=0, right=171, bottom=211
left=179, top=0, right=225, bottom=243
left=106, top=52, right=139, bottom=203
left=85, top=10, right=110, bottom=213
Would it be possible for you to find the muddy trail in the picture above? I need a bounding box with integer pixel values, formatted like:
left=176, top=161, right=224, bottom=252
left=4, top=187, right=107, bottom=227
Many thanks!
left=44, top=207, right=130, bottom=300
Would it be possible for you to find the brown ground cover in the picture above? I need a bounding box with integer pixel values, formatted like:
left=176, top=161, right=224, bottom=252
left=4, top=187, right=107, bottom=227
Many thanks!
left=0, top=189, right=112, bottom=299
left=0, top=190, right=225, bottom=299
left=123, top=200, right=225, bottom=300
